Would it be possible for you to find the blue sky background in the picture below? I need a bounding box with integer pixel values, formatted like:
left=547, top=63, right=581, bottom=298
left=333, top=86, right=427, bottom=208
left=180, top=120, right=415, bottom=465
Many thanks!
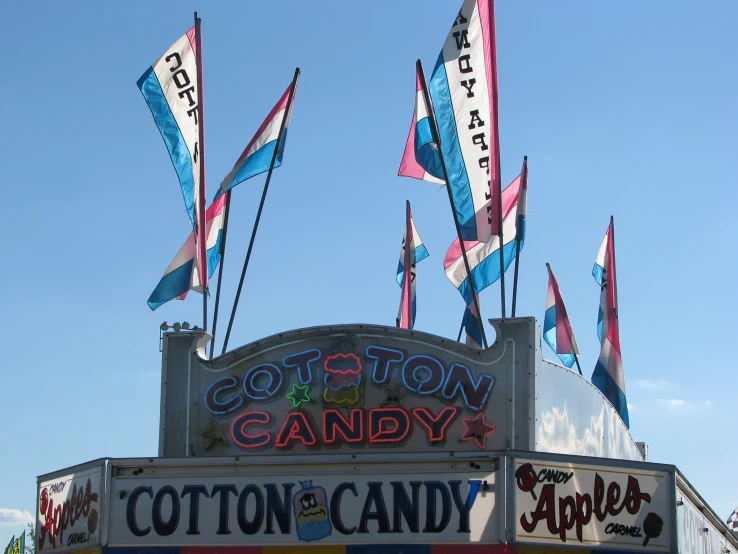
left=1, top=0, right=736, bottom=544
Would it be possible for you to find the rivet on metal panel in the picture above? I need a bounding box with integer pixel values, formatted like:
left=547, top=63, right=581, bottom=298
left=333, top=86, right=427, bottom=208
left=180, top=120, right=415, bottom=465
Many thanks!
left=482, top=481, right=489, bottom=491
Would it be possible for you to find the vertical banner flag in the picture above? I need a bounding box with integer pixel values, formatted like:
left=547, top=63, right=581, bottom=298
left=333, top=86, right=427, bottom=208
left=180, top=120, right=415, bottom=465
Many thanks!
left=592, top=219, right=629, bottom=428
left=428, top=0, right=500, bottom=242
left=543, top=264, right=580, bottom=368
left=148, top=193, right=228, bottom=310
left=462, top=295, right=483, bottom=348
left=10, top=533, right=23, bottom=554
left=397, top=202, right=428, bottom=329
left=4, top=537, right=13, bottom=554
left=398, top=64, right=445, bottom=185
left=396, top=214, right=429, bottom=286
left=215, top=80, right=299, bottom=200
left=138, top=27, right=207, bottom=287
left=444, top=174, right=522, bottom=303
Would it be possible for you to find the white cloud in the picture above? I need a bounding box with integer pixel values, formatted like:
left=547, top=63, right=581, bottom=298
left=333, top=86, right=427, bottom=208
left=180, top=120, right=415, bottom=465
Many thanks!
left=634, top=379, right=671, bottom=390
left=652, top=398, right=715, bottom=414
left=627, top=403, right=635, bottom=410
left=0, top=509, right=33, bottom=527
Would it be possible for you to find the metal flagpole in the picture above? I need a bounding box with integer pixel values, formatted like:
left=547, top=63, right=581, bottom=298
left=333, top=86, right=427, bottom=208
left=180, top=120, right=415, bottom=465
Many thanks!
left=610, top=215, right=619, bottom=320
left=194, top=11, right=208, bottom=332
left=208, top=190, right=231, bottom=358
left=402, top=200, right=413, bottom=328
left=416, top=59, right=487, bottom=349
left=511, top=156, right=527, bottom=317
left=457, top=318, right=464, bottom=342
left=487, top=0, right=505, bottom=319
left=221, top=67, right=301, bottom=354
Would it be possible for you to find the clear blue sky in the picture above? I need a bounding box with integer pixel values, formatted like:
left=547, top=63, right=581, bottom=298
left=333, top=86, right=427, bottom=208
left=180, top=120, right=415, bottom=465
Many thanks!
left=1, top=0, right=736, bottom=544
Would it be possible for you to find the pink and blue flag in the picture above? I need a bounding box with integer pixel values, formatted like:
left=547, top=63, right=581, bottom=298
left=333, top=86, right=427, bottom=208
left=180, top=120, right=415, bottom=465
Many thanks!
left=138, top=27, right=208, bottom=289
left=148, top=193, right=227, bottom=311
left=462, top=295, right=483, bottom=349
left=427, top=0, right=501, bottom=242
left=398, top=63, right=445, bottom=185
left=592, top=220, right=629, bottom=428
left=444, top=173, right=523, bottom=304
left=396, top=212, right=429, bottom=286
left=397, top=202, right=427, bottom=329
left=215, top=80, right=298, bottom=200
left=543, top=264, right=580, bottom=368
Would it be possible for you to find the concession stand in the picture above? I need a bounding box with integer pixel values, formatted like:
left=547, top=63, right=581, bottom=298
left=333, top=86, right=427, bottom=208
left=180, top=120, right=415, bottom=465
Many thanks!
left=34, top=319, right=738, bottom=554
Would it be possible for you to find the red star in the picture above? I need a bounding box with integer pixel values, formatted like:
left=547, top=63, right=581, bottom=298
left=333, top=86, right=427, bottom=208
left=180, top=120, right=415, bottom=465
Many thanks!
left=460, top=413, right=496, bottom=448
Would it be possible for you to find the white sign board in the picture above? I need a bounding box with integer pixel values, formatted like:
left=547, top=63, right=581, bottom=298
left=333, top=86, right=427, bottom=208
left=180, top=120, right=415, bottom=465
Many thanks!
left=108, top=465, right=499, bottom=546
left=513, top=458, right=672, bottom=551
left=677, top=489, right=733, bottom=554
left=36, top=464, right=104, bottom=552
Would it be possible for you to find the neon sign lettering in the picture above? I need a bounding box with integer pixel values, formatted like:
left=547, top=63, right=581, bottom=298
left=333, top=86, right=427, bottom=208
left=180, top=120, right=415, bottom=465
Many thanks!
left=228, top=406, right=472, bottom=450
left=204, top=376, right=242, bottom=415
left=283, top=349, right=321, bottom=385
left=323, top=409, right=363, bottom=445
left=201, top=342, right=499, bottom=453
left=243, top=364, right=283, bottom=401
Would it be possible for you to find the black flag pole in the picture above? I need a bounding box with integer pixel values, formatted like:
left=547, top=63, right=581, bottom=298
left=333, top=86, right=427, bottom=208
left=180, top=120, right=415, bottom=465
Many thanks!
left=208, top=190, right=231, bottom=359
left=416, top=59, right=487, bottom=349
left=221, top=67, right=301, bottom=354
left=511, top=156, right=528, bottom=317
left=194, top=11, right=208, bottom=332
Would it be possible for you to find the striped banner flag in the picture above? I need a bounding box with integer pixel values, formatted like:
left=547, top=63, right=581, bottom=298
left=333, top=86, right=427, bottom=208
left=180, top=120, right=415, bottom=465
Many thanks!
left=398, top=63, right=445, bottom=185
left=397, top=202, right=428, bottom=329
left=138, top=27, right=208, bottom=290
left=443, top=174, right=522, bottom=304
left=215, top=79, right=299, bottom=200
left=430, top=0, right=500, bottom=242
left=462, top=295, right=483, bottom=348
left=592, top=218, right=629, bottom=428
left=543, top=264, right=580, bottom=369
left=148, top=193, right=228, bottom=310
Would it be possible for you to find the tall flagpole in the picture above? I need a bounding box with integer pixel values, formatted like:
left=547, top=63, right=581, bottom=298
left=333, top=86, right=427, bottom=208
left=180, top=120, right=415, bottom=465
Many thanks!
left=610, top=215, right=618, bottom=320
left=221, top=67, right=301, bottom=354
left=489, top=0, right=505, bottom=319
left=511, top=155, right=527, bottom=317
left=194, top=11, right=208, bottom=332
left=416, top=59, right=487, bottom=349
left=397, top=200, right=413, bottom=329
left=209, top=191, right=231, bottom=358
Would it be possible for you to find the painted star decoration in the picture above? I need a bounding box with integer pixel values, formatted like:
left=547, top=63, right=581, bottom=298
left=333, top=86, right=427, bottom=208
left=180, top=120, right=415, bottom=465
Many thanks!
left=460, top=413, right=496, bottom=449
left=198, top=418, right=229, bottom=451
left=381, top=383, right=407, bottom=407
left=287, top=383, right=312, bottom=407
